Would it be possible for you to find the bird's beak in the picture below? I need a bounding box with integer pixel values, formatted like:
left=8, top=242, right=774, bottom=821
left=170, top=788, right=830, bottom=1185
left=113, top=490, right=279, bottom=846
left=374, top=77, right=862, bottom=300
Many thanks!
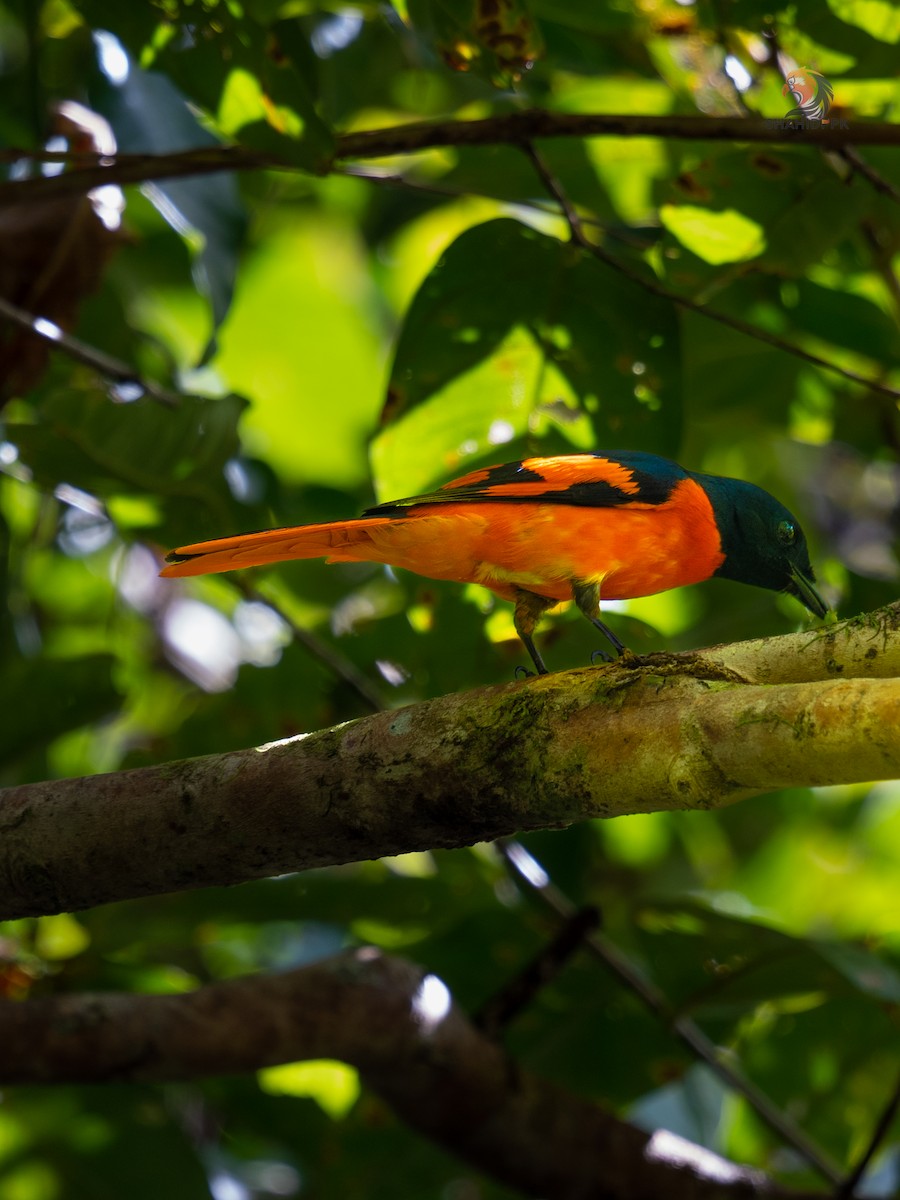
left=787, top=564, right=828, bottom=619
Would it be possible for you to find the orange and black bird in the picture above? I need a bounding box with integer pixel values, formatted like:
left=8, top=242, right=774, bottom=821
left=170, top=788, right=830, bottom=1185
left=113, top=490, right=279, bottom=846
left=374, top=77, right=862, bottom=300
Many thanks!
left=161, top=451, right=827, bottom=674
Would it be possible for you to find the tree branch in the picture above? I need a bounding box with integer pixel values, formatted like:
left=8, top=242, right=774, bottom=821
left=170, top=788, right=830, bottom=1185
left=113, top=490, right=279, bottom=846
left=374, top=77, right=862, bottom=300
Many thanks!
left=668, top=603, right=900, bottom=685
left=7, top=122, right=895, bottom=402
left=0, top=946, right=822, bottom=1200
left=499, top=840, right=844, bottom=1184
left=2, top=111, right=897, bottom=204
left=1, top=607, right=898, bottom=921
left=523, top=142, right=900, bottom=402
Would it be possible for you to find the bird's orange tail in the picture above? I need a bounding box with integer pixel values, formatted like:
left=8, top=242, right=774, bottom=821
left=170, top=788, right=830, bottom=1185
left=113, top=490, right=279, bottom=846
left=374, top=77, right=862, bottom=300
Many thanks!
left=160, top=517, right=396, bottom=578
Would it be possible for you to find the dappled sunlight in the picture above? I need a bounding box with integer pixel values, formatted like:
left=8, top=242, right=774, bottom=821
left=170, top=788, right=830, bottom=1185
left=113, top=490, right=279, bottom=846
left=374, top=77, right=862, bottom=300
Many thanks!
left=411, top=973, right=452, bottom=1035
left=645, top=1129, right=761, bottom=1185
left=164, top=598, right=243, bottom=691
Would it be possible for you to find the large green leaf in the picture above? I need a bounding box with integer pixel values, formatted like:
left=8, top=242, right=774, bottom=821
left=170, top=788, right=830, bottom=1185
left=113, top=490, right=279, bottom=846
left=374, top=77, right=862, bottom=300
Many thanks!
left=374, top=218, right=681, bottom=497
left=9, top=391, right=245, bottom=502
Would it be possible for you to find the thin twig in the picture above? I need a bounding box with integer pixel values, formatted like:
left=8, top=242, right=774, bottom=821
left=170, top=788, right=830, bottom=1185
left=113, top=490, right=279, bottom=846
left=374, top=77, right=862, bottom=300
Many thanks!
left=0, top=146, right=271, bottom=205
left=233, top=577, right=386, bottom=714
left=861, top=218, right=900, bottom=326
left=522, top=143, right=583, bottom=234
left=0, top=294, right=180, bottom=408
left=473, top=906, right=600, bottom=1038
left=838, top=146, right=900, bottom=206
left=834, top=1065, right=900, bottom=1199
left=498, top=838, right=845, bottom=1186
left=337, top=165, right=657, bottom=250
left=523, top=141, right=900, bottom=402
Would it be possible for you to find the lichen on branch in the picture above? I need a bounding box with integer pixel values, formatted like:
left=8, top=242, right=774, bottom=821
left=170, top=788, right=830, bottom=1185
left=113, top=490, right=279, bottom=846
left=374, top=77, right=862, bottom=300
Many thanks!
left=1, top=605, right=898, bottom=922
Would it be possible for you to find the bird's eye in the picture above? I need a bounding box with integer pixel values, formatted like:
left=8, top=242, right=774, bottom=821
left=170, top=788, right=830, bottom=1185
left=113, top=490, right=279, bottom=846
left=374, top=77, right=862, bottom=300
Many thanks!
left=776, top=520, right=796, bottom=545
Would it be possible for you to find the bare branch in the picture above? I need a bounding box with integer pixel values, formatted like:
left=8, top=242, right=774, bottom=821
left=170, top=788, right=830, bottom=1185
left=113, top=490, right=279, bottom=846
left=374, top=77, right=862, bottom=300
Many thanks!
left=473, top=905, right=601, bottom=1037
left=0, top=294, right=181, bottom=408
left=338, top=111, right=900, bottom=158
left=1, top=607, right=899, bottom=921
left=835, top=1063, right=900, bottom=1198
left=667, top=604, right=900, bottom=685
left=0, top=946, right=822, bottom=1200
left=6, top=126, right=896, bottom=402
left=0, top=146, right=270, bottom=205
left=233, top=577, right=385, bottom=713
left=2, top=111, right=898, bottom=206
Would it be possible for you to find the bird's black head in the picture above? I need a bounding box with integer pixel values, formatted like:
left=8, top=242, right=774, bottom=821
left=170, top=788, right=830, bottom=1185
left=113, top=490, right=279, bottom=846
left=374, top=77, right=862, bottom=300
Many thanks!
left=700, top=474, right=828, bottom=619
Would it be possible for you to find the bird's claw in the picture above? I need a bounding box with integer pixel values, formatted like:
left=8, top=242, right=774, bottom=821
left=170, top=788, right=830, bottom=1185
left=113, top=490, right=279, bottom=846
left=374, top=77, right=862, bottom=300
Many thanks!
left=515, top=664, right=536, bottom=680
left=590, top=648, right=613, bottom=665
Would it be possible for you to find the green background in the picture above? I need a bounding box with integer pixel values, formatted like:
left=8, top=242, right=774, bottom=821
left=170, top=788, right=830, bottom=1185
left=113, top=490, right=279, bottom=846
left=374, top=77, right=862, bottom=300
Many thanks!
left=1, top=0, right=899, bottom=1196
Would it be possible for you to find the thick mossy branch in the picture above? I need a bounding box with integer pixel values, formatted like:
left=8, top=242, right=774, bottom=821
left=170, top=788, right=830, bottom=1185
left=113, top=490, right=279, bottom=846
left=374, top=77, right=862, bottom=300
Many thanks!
left=0, top=606, right=898, bottom=920
left=0, top=947, right=819, bottom=1200
left=696, top=601, right=900, bottom=684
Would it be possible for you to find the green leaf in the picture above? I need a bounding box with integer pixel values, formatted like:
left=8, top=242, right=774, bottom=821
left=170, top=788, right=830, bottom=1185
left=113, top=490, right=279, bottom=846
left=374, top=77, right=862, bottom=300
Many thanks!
left=659, top=205, right=766, bottom=265
left=34, top=913, right=91, bottom=961
left=815, top=940, right=900, bottom=1002
left=374, top=218, right=681, bottom=497
left=661, top=149, right=871, bottom=281
left=258, top=1060, right=361, bottom=1119
left=9, top=391, right=246, bottom=503
left=788, top=279, right=900, bottom=362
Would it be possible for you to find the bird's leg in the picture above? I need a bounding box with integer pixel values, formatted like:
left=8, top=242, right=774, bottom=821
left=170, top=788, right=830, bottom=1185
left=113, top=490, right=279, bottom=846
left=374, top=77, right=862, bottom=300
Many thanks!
left=513, top=588, right=556, bottom=676
left=572, top=581, right=627, bottom=656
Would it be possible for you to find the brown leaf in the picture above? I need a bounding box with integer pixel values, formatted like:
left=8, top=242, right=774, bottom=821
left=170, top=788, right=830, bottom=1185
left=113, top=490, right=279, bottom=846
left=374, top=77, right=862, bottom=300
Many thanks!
left=0, top=101, right=126, bottom=405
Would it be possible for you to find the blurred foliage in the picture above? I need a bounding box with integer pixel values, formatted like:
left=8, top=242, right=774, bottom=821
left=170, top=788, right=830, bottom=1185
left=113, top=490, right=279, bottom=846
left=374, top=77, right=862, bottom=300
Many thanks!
left=1, top=0, right=899, bottom=1197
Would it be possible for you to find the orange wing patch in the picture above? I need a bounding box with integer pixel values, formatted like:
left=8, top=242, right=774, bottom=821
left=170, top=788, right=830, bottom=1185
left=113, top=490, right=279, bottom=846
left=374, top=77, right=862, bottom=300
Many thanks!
left=365, top=452, right=682, bottom=515
left=518, top=456, right=643, bottom=494
left=439, top=455, right=643, bottom=498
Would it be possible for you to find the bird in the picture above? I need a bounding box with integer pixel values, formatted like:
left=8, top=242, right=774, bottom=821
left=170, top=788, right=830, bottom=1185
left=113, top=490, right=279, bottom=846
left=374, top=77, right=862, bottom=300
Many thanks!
left=161, top=450, right=827, bottom=675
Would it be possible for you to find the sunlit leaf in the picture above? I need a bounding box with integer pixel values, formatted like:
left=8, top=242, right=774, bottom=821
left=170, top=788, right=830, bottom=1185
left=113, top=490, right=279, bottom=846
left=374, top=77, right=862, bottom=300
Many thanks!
left=374, top=218, right=681, bottom=496
left=258, top=1060, right=361, bottom=1119
left=659, top=205, right=766, bottom=265
left=34, top=914, right=91, bottom=961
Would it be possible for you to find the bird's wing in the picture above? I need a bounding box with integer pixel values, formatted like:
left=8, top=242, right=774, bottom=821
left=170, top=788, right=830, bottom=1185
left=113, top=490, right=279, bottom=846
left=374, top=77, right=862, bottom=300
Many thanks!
left=365, top=453, right=683, bottom=515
